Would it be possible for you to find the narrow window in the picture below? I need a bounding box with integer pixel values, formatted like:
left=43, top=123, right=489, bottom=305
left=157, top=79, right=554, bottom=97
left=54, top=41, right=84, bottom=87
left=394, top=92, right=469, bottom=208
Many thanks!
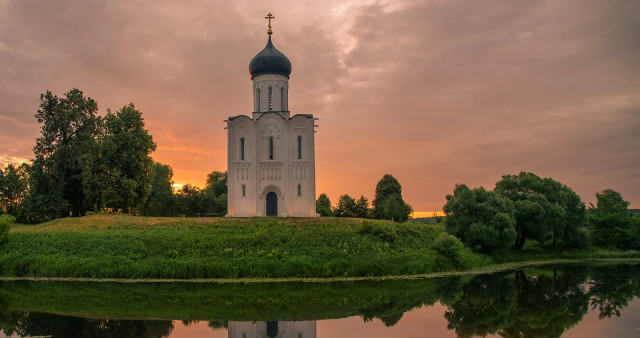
left=256, top=88, right=261, bottom=111
left=281, top=87, right=285, bottom=110
left=297, top=184, right=301, bottom=197
left=268, top=86, right=273, bottom=110
left=297, top=136, right=302, bottom=159
left=240, top=137, right=245, bottom=160
left=242, top=184, right=246, bottom=197
left=269, top=137, right=274, bottom=160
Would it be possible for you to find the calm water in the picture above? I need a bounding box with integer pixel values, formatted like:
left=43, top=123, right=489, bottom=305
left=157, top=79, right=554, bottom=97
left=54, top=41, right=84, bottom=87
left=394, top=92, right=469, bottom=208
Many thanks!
left=0, top=263, right=638, bottom=337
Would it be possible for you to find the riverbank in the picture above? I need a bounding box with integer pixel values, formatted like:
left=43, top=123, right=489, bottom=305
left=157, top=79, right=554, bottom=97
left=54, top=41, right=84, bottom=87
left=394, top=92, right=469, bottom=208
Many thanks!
left=1, top=215, right=638, bottom=280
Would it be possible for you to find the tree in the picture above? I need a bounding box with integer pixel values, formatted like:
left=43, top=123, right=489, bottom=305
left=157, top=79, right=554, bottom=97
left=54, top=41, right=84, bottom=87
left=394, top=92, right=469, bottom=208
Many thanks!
left=316, top=193, right=333, bottom=217
left=0, top=163, right=29, bottom=216
left=203, top=171, right=227, bottom=216
left=175, top=184, right=204, bottom=217
left=589, top=189, right=639, bottom=249
left=372, top=174, right=412, bottom=222
left=494, top=172, right=587, bottom=249
left=89, top=104, right=156, bottom=212
left=355, top=195, right=370, bottom=218
left=443, top=184, right=516, bottom=252
left=140, top=163, right=176, bottom=216
left=335, top=194, right=357, bottom=217
left=24, top=88, right=101, bottom=221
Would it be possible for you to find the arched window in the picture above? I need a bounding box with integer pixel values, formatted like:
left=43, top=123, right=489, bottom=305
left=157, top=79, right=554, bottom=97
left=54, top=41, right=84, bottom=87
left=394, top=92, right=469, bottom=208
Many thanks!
left=241, top=184, right=246, bottom=197
left=297, top=184, right=302, bottom=197
left=256, top=88, right=261, bottom=111
left=240, top=137, right=245, bottom=160
left=297, top=136, right=302, bottom=159
left=268, top=86, right=273, bottom=110
left=269, top=136, right=274, bottom=160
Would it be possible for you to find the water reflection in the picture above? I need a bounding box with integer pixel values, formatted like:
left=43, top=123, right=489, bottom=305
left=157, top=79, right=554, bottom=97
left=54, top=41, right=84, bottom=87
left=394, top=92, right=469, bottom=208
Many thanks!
left=228, top=321, right=316, bottom=338
left=0, top=263, right=637, bottom=337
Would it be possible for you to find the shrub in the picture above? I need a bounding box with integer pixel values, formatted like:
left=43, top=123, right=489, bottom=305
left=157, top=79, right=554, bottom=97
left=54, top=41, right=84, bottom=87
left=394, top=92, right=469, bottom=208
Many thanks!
left=432, top=233, right=464, bottom=265
left=0, top=215, right=14, bottom=245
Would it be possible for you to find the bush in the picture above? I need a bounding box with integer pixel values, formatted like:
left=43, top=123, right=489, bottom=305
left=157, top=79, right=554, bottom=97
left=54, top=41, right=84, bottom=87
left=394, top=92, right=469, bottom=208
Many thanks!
left=432, top=233, right=464, bottom=265
left=0, top=215, right=15, bottom=245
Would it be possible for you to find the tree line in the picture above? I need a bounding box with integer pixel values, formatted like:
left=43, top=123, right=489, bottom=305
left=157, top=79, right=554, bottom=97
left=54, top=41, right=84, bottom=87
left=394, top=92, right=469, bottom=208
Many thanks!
left=0, top=88, right=227, bottom=223
left=443, top=171, right=640, bottom=252
left=315, top=174, right=413, bottom=222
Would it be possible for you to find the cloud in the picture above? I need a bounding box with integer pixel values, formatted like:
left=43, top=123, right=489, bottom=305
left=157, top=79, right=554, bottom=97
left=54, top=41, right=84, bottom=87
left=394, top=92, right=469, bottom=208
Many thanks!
left=0, top=0, right=639, bottom=210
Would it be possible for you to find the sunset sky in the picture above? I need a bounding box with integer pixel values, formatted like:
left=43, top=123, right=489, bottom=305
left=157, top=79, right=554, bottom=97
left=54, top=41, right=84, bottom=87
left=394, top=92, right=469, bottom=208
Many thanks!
left=1, top=0, right=639, bottom=213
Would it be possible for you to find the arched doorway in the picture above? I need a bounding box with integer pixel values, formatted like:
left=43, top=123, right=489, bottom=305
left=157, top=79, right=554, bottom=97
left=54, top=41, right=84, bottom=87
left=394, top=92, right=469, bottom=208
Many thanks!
left=266, top=191, right=278, bottom=216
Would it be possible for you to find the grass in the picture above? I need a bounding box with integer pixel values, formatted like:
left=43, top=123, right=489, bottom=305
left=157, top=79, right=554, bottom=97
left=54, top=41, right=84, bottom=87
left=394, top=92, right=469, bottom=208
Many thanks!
left=1, top=215, right=483, bottom=279
left=0, top=215, right=637, bottom=280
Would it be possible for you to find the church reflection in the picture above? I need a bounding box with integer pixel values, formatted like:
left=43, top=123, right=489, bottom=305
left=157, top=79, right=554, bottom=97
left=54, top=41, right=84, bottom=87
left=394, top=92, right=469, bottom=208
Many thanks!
left=228, top=320, right=316, bottom=338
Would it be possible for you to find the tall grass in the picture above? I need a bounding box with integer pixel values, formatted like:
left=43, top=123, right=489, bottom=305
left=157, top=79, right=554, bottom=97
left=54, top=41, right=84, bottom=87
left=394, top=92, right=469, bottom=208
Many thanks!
left=0, top=215, right=484, bottom=279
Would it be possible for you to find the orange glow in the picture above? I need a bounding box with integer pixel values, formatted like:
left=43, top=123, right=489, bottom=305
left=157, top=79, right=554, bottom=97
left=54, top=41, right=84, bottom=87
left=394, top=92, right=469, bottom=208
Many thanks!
left=412, top=211, right=445, bottom=218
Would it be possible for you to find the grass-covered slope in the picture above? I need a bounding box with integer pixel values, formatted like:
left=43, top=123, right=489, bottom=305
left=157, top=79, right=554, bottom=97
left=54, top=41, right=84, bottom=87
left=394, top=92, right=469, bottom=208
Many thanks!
left=0, top=215, right=488, bottom=279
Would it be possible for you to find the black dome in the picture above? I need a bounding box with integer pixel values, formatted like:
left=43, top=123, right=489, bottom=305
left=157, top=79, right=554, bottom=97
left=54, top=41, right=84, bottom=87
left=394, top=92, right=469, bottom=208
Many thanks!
left=249, top=36, right=291, bottom=78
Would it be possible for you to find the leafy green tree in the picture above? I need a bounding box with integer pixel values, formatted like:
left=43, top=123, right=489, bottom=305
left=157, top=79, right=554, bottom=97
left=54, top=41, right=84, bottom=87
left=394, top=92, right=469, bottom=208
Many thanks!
left=316, top=193, right=333, bottom=217
left=495, top=172, right=587, bottom=249
left=381, top=195, right=402, bottom=222
left=176, top=184, right=204, bottom=217
left=589, top=189, right=639, bottom=249
left=335, top=194, right=357, bottom=217
left=372, top=174, right=412, bottom=222
left=0, top=163, right=29, bottom=216
left=354, top=195, right=370, bottom=218
left=140, top=163, right=176, bottom=216
left=23, top=88, right=101, bottom=221
left=444, top=184, right=516, bottom=252
left=89, top=104, right=156, bottom=212
left=203, top=171, right=227, bottom=216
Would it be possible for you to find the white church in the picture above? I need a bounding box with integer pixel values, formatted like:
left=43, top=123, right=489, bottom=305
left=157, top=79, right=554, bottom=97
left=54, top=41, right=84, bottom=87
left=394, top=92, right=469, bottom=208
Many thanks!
left=225, top=14, right=318, bottom=217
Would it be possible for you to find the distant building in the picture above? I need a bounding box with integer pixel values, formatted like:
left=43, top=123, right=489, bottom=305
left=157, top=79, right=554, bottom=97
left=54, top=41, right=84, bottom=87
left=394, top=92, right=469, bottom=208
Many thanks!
left=225, top=13, right=318, bottom=217
left=228, top=321, right=316, bottom=338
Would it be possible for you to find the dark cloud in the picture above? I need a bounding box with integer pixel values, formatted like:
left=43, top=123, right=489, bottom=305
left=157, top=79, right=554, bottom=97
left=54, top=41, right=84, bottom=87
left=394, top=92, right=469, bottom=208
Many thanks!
left=1, top=0, right=639, bottom=211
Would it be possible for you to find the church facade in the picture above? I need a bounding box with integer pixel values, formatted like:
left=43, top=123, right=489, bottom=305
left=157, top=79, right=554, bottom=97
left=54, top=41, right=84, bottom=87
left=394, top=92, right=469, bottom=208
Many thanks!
left=225, top=16, right=318, bottom=217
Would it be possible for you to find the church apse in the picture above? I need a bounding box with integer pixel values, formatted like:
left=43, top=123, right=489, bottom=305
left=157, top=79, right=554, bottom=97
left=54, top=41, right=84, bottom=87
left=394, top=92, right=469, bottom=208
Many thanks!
left=225, top=13, right=318, bottom=217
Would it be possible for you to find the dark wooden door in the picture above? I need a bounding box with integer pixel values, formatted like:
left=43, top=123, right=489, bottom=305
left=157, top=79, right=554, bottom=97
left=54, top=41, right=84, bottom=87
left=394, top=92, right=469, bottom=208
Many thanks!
left=266, top=192, right=278, bottom=216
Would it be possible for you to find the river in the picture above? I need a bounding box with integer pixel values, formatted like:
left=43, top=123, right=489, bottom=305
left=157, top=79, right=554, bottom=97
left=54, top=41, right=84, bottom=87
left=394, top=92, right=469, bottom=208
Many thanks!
left=0, top=262, right=638, bottom=337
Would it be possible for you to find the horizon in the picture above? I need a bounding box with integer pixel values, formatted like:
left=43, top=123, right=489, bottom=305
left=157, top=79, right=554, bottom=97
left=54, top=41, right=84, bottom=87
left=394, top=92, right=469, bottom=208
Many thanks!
left=1, top=0, right=639, bottom=213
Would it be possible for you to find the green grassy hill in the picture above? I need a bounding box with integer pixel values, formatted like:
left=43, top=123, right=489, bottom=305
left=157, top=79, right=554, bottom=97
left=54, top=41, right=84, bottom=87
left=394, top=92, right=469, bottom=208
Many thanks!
left=0, top=215, right=488, bottom=279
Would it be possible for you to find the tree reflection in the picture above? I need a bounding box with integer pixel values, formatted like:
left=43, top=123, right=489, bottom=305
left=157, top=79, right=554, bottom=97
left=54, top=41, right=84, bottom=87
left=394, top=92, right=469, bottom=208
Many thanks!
left=2, top=312, right=174, bottom=338
left=0, top=263, right=637, bottom=337
left=443, top=264, right=638, bottom=338
left=588, top=264, right=640, bottom=319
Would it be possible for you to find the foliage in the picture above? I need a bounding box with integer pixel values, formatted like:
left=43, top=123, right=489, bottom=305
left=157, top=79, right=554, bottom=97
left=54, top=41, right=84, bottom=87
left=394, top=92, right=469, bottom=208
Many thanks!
left=23, top=88, right=101, bottom=221
left=372, top=174, right=412, bottom=222
left=316, top=193, right=333, bottom=217
left=140, top=163, right=176, bottom=216
left=494, top=172, right=587, bottom=249
left=335, top=194, right=357, bottom=217
left=202, top=171, right=227, bottom=216
left=589, top=189, right=639, bottom=250
left=0, top=215, right=14, bottom=245
left=354, top=195, right=370, bottom=218
left=444, top=184, right=517, bottom=252
left=87, top=104, right=156, bottom=212
left=0, top=164, right=29, bottom=216
left=432, top=233, right=464, bottom=265
left=0, top=215, right=491, bottom=279
left=175, top=184, right=204, bottom=217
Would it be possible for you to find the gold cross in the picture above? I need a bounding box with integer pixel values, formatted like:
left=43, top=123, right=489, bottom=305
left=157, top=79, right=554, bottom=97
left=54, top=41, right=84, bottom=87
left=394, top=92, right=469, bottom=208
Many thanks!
left=265, top=12, right=275, bottom=35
